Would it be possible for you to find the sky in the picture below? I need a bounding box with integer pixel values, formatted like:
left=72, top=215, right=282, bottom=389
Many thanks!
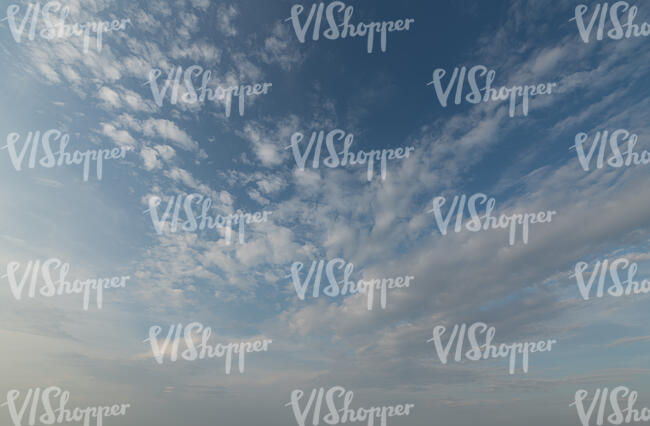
left=0, top=0, right=649, bottom=425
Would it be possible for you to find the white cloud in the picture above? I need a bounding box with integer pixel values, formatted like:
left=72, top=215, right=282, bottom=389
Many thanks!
left=122, top=89, right=156, bottom=113
left=100, top=123, right=137, bottom=147
left=191, top=0, right=210, bottom=10
left=97, top=87, right=122, bottom=109
left=141, top=119, right=198, bottom=151
left=154, top=144, right=176, bottom=161
left=141, top=147, right=161, bottom=171
left=261, top=22, right=304, bottom=71
left=169, top=42, right=220, bottom=65
left=217, top=5, right=239, bottom=37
